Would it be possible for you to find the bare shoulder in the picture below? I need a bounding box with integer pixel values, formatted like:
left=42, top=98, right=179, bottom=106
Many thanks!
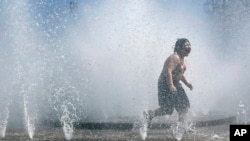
left=163, top=53, right=180, bottom=72
left=168, top=53, right=180, bottom=63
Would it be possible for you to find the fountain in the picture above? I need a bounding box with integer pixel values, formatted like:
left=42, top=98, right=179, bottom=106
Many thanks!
left=1, top=0, right=250, bottom=140
left=0, top=0, right=83, bottom=139
left=236, top=100, right=248, bottom=125
left=0, top=106, right=9, bottom=137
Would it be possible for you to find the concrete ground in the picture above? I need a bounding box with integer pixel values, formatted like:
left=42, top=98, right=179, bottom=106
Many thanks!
left=2, top=123, right=231, bottom=141
left=2, top=113, right=235, bottom=141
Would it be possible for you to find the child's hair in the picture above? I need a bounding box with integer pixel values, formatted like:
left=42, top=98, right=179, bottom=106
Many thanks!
left=174, top=38, right=190, bottom=54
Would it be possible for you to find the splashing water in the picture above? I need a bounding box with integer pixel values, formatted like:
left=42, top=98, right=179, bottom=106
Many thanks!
left=171, top=121, right=196, bottom=141
left=1, top=1, right=250, bottom=140
left=60, top=104, right=76, bottom=140
left=0, top=107, right=9, bottom=137
left=24, top=95, right=36, bottom=139
left=47, top=68, right=81, bottom=141
left=236, top=100, right=247, bottom=124
left=138, top=110, right=150, bottom=140
left=2, top=0, right=40, bottom=138
left=171, top=122, right=185, bottom=141
left=139, top=121, right=148, bottom=140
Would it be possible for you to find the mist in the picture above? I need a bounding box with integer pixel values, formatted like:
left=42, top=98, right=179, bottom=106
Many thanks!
left=60, top=0, right=250, bottom=119
left=0, top=0, right=250, bottom=126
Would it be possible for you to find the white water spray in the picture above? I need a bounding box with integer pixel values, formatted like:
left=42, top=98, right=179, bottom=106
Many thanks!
left=0, top=107, right=9, bottom=137
left=236, top=100, right=247, bottom=124
left=60, top=104, right=76, bottom=140
left=24, top=95, right=36, bottom=139
left=139, top=120, right=148, bottom=140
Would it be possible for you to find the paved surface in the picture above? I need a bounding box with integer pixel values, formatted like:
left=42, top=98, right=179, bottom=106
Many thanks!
left=1, top=114, right=235, bottom=141
left=2, top=124, right=230, bottom=141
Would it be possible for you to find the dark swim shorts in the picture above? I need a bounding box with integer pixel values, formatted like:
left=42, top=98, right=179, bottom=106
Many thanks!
left=158, top=73, right=190, bottom=115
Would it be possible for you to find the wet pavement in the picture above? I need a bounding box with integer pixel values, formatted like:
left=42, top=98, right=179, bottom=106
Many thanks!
left=2, top=124, right=230, bottom=141
left=1, top=112, right=238, bottom=141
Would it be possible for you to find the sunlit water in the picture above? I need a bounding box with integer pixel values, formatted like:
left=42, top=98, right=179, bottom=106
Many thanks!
left=24, top=95, right=36, bottom=139
left=171, top=121, right=196, bottom=141
left=0, top=0, right=81, bottom=139
left=1, top=0, right=250, bottom=140
left=0, top=107, right=9, bottom=137
left=236, top=100, right=247, bottom=124
left=139, top=116, right=148, bottom=140
left=60, top=104, right=77, bottom=140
